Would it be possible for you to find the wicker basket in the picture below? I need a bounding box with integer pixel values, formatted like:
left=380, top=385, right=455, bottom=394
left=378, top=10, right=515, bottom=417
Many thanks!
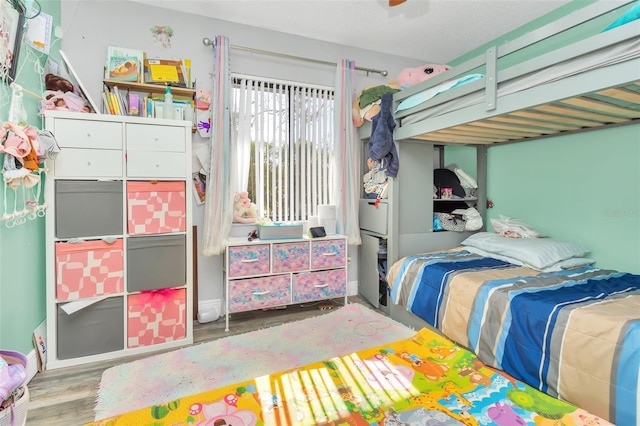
left=0, top=386, right=29, bottom=426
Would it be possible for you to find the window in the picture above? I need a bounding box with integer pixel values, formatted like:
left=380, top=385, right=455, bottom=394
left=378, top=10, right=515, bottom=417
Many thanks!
left=231, top=76, right=335, bottom=222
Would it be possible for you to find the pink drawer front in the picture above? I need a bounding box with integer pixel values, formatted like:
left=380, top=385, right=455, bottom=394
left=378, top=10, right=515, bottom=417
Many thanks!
left=127, top=288, right=186, bottom=348
left=292, top=269, right=346, bottom=303
left=228, top=275, right=291, bottom=313
left=228, top=244, right=270, bottom=277
left=55, top=239, right=124, bottom=301
left=311, top=239, right=346, bottom=270
left=272, top=241, right=310, bottom=273
left=127, top=181, right=186, bottom=235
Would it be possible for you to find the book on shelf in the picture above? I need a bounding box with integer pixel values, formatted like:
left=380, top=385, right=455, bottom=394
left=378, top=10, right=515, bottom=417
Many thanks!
left=101, top=91, right=114, bottom=114
left=105, top=45, right=145, bottom=83
left=129, top=93, right=140, bottom=116
left=143, top=58, right=187, bottom=87
left=183, top=59, right=192, bottom=89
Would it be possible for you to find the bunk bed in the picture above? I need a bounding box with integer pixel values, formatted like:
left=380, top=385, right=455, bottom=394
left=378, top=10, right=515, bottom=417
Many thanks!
left=392, top=1, right=640, bottom=145
left=382, top=1, right=640, bottom=425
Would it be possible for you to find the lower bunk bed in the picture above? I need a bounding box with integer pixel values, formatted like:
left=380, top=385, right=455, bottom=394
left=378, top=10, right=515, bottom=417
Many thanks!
left=386, top=236, right=640, bottom=425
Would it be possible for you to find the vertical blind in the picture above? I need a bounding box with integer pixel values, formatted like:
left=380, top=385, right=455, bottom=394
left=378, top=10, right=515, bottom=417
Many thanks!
left=232, top=76, right=335, bottom=222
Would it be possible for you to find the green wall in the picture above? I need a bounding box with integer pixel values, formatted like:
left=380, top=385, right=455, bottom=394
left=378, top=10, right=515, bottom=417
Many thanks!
left=486, top=125, right=640, bottom=273
left=0, top=0, right=61, bottom=354
left=444, top=0, right=640, bottom=274
left=445, top=127, right=640, bottom=274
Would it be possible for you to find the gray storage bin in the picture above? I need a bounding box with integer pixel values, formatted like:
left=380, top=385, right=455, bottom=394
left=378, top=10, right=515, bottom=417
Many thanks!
left=127, top=234, right=186, bottom=291
left=55, top=180, right=123, bottom=238
left=57, top=296, right=124, bottom=359
left=258, top=223, right=303, bottom=240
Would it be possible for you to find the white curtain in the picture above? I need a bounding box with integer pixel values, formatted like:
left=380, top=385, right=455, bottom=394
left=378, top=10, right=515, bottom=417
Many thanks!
left=333, top=60, right=361, bottom=246
left=202, top=36, right=234, bottom=256
left=232, top=78, right=252, bottom=192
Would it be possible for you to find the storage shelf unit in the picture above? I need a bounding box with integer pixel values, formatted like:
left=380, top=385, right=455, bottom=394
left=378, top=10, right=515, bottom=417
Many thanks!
left=224, top=235, right=348, bottom=332
left=358, top=124, right=486, bottom=311
left=44, top=111, right=193, bottom=369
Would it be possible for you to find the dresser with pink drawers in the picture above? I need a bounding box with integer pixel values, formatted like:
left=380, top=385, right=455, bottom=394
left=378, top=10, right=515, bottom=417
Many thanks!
left=224, top=235, right=348, bottom=331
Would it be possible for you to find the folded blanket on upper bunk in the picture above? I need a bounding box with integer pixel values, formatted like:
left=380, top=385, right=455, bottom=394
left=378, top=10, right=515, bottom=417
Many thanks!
left=387, top=249, right=640, bottom=425
left=395, top=73, right=484, bottom=112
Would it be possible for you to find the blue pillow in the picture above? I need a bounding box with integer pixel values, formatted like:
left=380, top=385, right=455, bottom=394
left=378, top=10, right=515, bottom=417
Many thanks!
left=602, top=2, right=640, bottom=32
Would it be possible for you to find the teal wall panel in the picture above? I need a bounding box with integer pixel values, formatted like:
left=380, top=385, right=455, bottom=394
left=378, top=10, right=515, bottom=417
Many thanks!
left=0, top=1, right=61, bottom=355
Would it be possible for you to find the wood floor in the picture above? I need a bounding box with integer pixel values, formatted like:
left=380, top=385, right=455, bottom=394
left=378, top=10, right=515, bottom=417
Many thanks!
left=25, top=296, right=377, bottom=426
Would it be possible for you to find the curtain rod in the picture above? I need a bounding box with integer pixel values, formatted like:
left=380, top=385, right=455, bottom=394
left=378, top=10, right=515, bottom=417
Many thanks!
left=202, top=37, right=388, bottom=77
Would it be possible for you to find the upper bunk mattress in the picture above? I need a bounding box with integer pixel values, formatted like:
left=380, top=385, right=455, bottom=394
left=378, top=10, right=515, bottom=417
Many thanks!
left=398, top=35, right=640, bottom=127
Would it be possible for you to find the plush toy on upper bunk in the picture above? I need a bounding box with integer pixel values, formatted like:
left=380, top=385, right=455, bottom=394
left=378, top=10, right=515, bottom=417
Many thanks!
left=352, top=63, right=450, bottom=128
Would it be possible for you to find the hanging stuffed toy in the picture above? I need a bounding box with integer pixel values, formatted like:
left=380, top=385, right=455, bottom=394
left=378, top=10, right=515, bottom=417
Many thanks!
left=1, top=121, right=50, bottom=226
left=0, top=122, right=41, bottom=187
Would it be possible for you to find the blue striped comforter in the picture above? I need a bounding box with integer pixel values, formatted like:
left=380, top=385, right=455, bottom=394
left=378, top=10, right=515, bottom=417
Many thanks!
left=388, top=249, right=640, bottom=425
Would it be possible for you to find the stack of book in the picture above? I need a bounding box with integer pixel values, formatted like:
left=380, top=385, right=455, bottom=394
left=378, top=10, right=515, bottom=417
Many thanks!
left=101, top=86, right=194, bottom=121
left=103, top=45, right=194, bottom=119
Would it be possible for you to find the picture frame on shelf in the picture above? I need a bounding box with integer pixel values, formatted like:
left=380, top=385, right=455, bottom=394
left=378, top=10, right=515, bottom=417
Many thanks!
left=0, top=0, right=25, bottom=82
left=192, top=171, right=206, bottom=205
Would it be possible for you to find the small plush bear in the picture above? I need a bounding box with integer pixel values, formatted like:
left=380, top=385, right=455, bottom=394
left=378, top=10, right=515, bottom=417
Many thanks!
left=233, top=192, right=258, bottom=224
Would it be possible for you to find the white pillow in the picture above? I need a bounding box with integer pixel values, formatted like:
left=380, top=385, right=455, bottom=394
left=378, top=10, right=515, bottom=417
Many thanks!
left=461, top=232, right=589, bottom=270
left=490, top=215, right=548, bottom=238
left=553, top=257, right=596, bottom=270
left=464, top=246, right=595, bottom=272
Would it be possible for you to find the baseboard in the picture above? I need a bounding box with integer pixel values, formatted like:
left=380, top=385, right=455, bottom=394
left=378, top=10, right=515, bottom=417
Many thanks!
left=348, top=279, right=358, bottom=296
left=26, top=349, right=39, bottom=383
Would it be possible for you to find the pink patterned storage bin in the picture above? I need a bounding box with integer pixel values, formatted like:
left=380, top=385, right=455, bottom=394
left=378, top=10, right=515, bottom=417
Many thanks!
left=228, top=275, right=291, bottom=313
left=227, top=244, right=270, bottom=277
left=127, top=288, right=186, bottom=348
left=127, top=181, right=186, bottom=235
left=272, top=241, right=310, bottom=273
left=311, top=239, right=346, bottom=269
left=293, top=269, right=346, bottom=303
left=55, top=239, right=124, bottom=301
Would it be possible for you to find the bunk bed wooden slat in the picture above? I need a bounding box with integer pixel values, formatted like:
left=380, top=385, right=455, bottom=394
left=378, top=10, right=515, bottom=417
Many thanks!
left=561, top=97, right=640, bottom=118
left=532, top=104, right=629, bottom=124
left=392, top=1, right=639, bottom=145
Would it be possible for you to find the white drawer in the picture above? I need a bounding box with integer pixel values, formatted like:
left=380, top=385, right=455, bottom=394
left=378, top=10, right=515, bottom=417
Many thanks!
left=53, top=148, right=123, bottom=178
left=126, top=124, right=186, bottom=152
left=359, top=199, right=388, bottom=235
left=126, top=151, right=186, bottom=178
left=52, top=119, right=122, bottom=149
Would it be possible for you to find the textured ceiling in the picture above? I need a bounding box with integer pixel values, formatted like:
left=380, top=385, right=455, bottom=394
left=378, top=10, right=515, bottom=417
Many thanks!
left=130, top=0, right=568, bottom=63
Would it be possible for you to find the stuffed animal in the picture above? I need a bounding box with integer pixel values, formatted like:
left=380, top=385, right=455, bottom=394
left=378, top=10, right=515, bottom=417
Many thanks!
left=393, top=63, right=451, bottom=88
left=233, top=192, right=258, bottom=224
left=40, top=73, right=93, bottom=114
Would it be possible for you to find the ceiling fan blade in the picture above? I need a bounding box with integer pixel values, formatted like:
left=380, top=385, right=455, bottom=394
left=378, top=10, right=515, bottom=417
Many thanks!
left=389, top=0, right=407, bottom=6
